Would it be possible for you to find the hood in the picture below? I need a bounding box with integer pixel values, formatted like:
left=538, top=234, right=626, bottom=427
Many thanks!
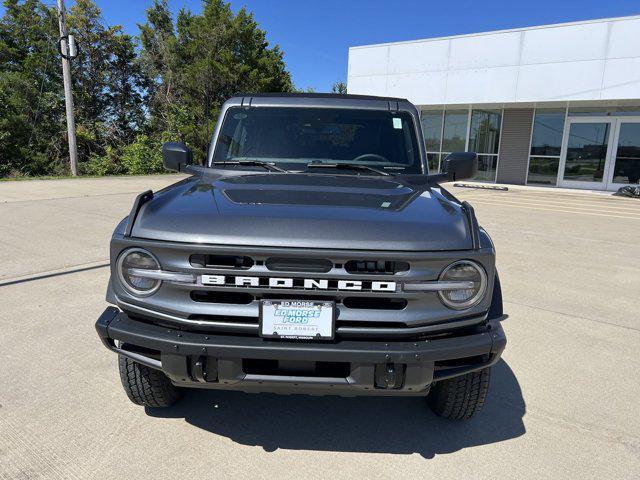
left=131, top=173, right=473, bottom=251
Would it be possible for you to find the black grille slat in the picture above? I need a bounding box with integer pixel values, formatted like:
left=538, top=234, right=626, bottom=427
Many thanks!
left=343, top=297, right=407, bottom=310
left=190, top=254, right=254, bottom=270
left=188, top=314, right=258, bottom=324
left=345, top=260, right=409, bottom=275
left=265, top=257, right=332, bottom=273
left=191, top=291, right=254, bottom=304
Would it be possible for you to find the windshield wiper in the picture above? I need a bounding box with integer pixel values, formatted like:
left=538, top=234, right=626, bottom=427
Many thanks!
left=306, top=163, right=392, bottom=176
left=213, top=160, right=288, bottom=172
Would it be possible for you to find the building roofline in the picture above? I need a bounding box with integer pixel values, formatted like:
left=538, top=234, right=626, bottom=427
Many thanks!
left=349, top=14, right=640, bottom=50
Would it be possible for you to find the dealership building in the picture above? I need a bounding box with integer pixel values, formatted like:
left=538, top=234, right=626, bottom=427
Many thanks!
left=347, top=15, right=640, bottom=190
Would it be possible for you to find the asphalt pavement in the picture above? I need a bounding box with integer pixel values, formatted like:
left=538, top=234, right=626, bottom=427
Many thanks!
left=1, top=175, right=638, bottom=479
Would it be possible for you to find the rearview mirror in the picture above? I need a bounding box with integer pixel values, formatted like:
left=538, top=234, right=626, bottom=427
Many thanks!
left=162, top=142, right=193, bottom=172
left=441, top=152, right=478, bottom=181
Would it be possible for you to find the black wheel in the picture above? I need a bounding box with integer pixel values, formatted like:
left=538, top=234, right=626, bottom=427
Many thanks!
left=427, top=367, right=491, bottom=420
left=118, top=355, right=182, bottom=407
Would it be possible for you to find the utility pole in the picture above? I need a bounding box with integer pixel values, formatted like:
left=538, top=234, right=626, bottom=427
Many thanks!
left=57, top=0, right=78, bottom=176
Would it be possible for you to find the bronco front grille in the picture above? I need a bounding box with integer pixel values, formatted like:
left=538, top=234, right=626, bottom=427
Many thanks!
left=115, top=242, right=490, bottom=340
left=183, top=251, right=417, bottom=338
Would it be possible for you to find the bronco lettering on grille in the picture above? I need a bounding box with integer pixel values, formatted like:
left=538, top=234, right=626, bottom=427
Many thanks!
left=200, top=275, right=396, bottom=292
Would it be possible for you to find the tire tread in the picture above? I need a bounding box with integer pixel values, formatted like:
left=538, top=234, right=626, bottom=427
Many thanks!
left=427, top=367, right=491, bottom=420
left=118, top=355, right=181, bottom=408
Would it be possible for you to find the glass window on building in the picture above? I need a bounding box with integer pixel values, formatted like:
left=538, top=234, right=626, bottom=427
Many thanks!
left=420, top=110, right=443, bottom=172
left=527, top=157, right=561, bottom=185
left=527, top=108, right=566, bottom=185
left=421, top=110, right=443, bottom=152
left=442, top=110, right=469, bottom=152
left=563, top=122, right=610, bottom=182
left=469, top=109, right=501, bottom=181
left=421, top=107, right=505, bottom=181
left=612, top=123, right=640, bottom=185
left=420, top=109, right=469, bottom=173
left=474, top=155, right=499, bottom=182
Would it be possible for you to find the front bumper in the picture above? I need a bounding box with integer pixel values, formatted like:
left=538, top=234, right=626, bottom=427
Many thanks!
left=96, top=307, right=506, bottom=396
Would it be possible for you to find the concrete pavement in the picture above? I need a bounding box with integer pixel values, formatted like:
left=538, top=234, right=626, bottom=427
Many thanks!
left=0, top=175, right=639, bottom=479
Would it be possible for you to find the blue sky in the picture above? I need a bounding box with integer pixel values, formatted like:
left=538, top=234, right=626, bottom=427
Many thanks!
left=10, top=0, right=640, bottom=91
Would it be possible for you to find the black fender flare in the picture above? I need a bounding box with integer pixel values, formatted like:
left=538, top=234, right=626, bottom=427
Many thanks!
left=488, top=272, right=503, bottom=320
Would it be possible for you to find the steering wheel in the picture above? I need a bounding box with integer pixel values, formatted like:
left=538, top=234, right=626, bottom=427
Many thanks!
left=352, top=153, right=388, bottom=163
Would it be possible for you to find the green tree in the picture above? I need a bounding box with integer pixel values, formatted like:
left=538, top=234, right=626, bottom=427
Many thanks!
left=120, top=134, right=163, bottom=174
left=0, top=0, right=65, bottom=177
left=331, top=80, right=347, bottom=94
left=106, top=33, right=145, bottom=144
left=139, top=0, right=294, bottom=159
left=138, top=0, right=179, bottom=137
left=0, top=0, right=294, bottom=178
left=68, top=0, right=145, bottom=167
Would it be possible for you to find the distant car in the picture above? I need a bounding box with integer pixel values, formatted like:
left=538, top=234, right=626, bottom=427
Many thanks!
left=95, top=93, right=506, bottom=420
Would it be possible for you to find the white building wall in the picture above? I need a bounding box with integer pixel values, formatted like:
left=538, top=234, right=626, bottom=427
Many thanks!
left=347, top=16, right=640, bottom=105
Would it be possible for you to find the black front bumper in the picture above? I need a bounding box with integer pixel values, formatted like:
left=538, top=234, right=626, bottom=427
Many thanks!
left=96, top=307, right=506, bottom=396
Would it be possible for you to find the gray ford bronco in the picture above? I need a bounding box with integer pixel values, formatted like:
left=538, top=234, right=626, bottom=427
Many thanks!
left=95, top=93, right=506, bottom=420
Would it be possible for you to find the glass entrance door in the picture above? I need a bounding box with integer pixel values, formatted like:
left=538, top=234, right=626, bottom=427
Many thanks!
left=607, top=118, right=640, bottom=190
left=558, top=117, right=640, bottom=190
left=558, top=118, right=614, bottom=189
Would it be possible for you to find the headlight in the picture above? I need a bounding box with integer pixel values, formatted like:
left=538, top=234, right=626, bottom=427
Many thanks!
left=117, top=248, right=161, bottom=296
left=438, top=260, right=487, bottom=310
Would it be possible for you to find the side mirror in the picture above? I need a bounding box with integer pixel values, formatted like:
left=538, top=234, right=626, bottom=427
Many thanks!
left=162, top=142, right=193, bottom=172
left=442, top=152, right=478, bottom=181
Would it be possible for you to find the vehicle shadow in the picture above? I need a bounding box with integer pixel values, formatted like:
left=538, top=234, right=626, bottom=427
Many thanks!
left=146, top=359, right=525, bottom=458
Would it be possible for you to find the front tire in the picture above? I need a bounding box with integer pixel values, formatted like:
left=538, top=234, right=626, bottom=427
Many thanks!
left=427, top=367, right=491, bottom=420
left=118, top=355, right=182, bottom=407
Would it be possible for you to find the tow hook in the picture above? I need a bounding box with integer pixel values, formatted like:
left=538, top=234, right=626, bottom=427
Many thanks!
left=191, top=356, right=218, bottom=383
left=374, top=363, right=404, bottom=389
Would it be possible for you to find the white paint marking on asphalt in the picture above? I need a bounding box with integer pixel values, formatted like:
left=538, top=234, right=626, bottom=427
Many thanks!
left=472, top=198, right=640, bottom=216
left=470, top=199, right=640, bottom=220
left=473, top=196, right=640, bottom=212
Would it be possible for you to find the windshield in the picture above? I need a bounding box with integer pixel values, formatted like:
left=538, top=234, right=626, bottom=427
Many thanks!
left=212, top=107, right=423, bottom=173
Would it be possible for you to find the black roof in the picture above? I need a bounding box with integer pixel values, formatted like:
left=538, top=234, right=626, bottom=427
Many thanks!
left=233, top=92, right=409, bottom=102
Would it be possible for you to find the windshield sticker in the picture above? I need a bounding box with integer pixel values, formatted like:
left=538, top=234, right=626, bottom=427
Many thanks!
left=392, top=117, right=402, bottom=129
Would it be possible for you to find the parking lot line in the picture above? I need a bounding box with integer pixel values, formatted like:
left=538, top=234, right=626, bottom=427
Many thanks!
left=469, top=198, right=640, bottom=220
left=484, top=195, right=640, bottom=210
left=468, top=197, right=640, bottom=216
left=463, top=195, right=640, bottom=213
left=455, top=188, right=638, bottom=203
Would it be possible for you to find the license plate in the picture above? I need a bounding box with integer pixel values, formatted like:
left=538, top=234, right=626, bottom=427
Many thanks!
left=260, top=300, right=335, bottom=340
